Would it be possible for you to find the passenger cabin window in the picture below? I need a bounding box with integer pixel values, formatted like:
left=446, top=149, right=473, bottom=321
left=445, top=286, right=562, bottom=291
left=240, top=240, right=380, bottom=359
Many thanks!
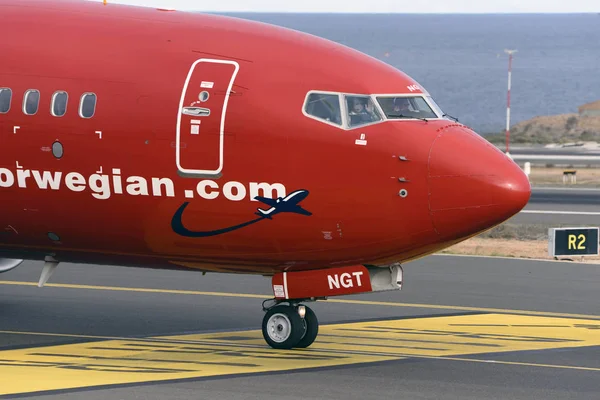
left=0, top=88, right=11, bottom=113
left=377, top=96, right=438, bottom=120
left=79, top=93, right=97, bottom=118
left=346, top=95, right=382, bottom=127
left=304, top=92, right=342, bottom=126
left=51, top=91, right=68, bottom=117
left=23, top=90, right=40, bottom=115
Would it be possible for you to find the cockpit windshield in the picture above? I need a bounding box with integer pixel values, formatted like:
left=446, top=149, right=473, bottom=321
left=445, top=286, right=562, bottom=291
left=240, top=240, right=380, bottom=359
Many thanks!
left=303, top=91, right=448, bottom=129
left=377, top=96, right=438, bottom=120
left=346, top=95, right=382, bottom=127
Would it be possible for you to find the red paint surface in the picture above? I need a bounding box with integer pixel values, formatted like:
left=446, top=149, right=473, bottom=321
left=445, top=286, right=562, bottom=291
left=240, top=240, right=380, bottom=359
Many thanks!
left=0, top=1, right=530, bottom=277
left=272, top=265, right=372, bottom=299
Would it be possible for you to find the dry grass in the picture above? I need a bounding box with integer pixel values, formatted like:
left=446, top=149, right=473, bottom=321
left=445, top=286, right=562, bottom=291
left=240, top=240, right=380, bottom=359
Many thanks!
left=437, top=223, right=600, bottom=262
left=478, top=223, right=547, bottom=241
left=579, top=117, right=600, bottom=131
left=529, top=167, right=600, bottom=186
left=438, top=237, right=600, bottom=262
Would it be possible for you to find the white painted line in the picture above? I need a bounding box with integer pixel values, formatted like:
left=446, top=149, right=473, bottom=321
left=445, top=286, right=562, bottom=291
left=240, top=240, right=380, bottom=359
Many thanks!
left=512, top=155, right=600, bottom=161
left=13, top=126, right=20, bottom=134
left=533, top=187, right=600, bottom=192
left=521, top=210, right=600, bottom=216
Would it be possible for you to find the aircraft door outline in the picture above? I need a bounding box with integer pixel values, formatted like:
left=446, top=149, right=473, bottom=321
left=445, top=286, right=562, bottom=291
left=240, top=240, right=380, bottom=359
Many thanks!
left=176, top=59, right=240, bottom=178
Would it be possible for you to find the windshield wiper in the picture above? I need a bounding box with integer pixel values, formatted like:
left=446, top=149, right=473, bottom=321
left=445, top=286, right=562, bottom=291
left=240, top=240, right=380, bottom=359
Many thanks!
left=443, top=113, right=459, bottom=122
left=387, top=114, right=428, bottom=123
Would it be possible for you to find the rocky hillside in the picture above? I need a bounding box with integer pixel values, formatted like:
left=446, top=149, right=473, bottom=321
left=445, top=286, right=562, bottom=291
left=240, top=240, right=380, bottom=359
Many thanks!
left=486, top=114, right=600, bottom=144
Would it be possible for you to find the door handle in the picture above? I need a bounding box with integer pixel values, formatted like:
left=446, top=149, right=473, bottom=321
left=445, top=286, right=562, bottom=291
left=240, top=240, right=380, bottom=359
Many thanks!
left=182, top=107, right=210, bottom=117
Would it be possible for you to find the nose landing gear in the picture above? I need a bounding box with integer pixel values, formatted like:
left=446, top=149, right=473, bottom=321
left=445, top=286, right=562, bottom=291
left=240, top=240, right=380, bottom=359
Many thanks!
left=262, top=264, right=403, bottom=349
left=262, top=303, right=319, bottom=349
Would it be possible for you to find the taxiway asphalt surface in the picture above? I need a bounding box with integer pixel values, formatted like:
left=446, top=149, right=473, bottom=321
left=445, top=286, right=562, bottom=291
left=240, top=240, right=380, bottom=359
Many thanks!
left=0, top=255, right=599, bottom=399
left=514, top=187, right=600, bottom=225
left=530, top=187, right=600, bottom=206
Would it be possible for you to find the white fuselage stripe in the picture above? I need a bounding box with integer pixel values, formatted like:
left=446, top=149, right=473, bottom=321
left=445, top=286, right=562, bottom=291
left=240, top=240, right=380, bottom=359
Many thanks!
left=283, top=272, right=289, bottom=299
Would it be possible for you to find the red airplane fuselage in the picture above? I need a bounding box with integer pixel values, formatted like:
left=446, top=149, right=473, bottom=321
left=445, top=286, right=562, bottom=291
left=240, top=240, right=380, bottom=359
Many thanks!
left=0, top=0, right=530, bottom=276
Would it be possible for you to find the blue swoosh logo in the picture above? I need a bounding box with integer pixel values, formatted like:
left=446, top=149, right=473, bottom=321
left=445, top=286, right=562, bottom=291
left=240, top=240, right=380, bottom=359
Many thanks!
left=172, top=190, right=311, bottom=238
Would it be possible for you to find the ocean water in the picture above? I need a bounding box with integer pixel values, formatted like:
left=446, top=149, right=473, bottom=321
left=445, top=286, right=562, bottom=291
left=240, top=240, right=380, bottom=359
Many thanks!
left=223, top=13, right=600, bottom=134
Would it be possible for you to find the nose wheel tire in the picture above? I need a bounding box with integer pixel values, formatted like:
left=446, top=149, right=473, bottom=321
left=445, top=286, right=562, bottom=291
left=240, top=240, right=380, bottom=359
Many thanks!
left=295, top=306, right=318, bottom=348
left=262, top=305, right=306, bottom=349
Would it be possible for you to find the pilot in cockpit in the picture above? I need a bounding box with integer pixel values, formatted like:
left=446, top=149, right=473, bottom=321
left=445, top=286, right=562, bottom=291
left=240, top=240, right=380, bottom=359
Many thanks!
left=348, top=97, right=377, bottom=125
left=392, top=98, right=411, bottom=114
left=350, top=98, right=366, bottom=114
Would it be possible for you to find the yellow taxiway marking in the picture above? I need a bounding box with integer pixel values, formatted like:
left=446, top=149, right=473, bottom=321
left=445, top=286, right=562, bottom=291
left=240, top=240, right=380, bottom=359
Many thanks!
left=0, top=314, right=599, bottom=396
left=326, top=299, right=600, bottom=320
left=1, top=280, right=599, bottom=321
left=0, top=281, right=266, bottom=299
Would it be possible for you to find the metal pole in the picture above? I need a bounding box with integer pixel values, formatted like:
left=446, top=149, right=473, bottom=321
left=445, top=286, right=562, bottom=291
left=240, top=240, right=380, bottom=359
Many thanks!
left=504, top=49, right=517, bottom=156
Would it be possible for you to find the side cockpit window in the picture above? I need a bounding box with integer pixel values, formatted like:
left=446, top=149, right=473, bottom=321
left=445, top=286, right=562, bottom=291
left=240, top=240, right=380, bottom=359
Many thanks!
left=23, top=89, right=40, bottom=115
left=304, top=92, right=342, bottom=126
left=0, top=88, right=12, bottom=113
left=346, top=95, right=382, bottom=127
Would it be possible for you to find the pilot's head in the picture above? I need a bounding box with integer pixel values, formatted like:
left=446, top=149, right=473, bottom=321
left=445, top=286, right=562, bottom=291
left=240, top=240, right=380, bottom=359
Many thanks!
left=393, top=98, right=410, bottom=112
left=352, top=98, right=365, bottom=113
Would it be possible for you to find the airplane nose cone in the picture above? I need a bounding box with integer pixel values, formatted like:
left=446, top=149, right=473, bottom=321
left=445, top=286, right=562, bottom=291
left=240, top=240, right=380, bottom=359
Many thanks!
left=428, top=126, right=531, bottom=239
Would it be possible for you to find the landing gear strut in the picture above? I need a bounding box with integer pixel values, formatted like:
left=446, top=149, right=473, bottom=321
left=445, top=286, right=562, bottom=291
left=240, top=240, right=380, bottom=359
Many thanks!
left=261, top=303, right=319, bottom=349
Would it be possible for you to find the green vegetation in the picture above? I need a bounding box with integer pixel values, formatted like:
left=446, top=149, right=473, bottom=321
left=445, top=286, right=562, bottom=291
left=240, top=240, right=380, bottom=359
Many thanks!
left=566, top=116, right=578, bottom=130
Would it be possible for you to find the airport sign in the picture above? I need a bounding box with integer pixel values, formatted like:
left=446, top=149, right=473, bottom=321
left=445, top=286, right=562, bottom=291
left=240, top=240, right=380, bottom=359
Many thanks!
left=548, top=227, right=599, bottom=257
